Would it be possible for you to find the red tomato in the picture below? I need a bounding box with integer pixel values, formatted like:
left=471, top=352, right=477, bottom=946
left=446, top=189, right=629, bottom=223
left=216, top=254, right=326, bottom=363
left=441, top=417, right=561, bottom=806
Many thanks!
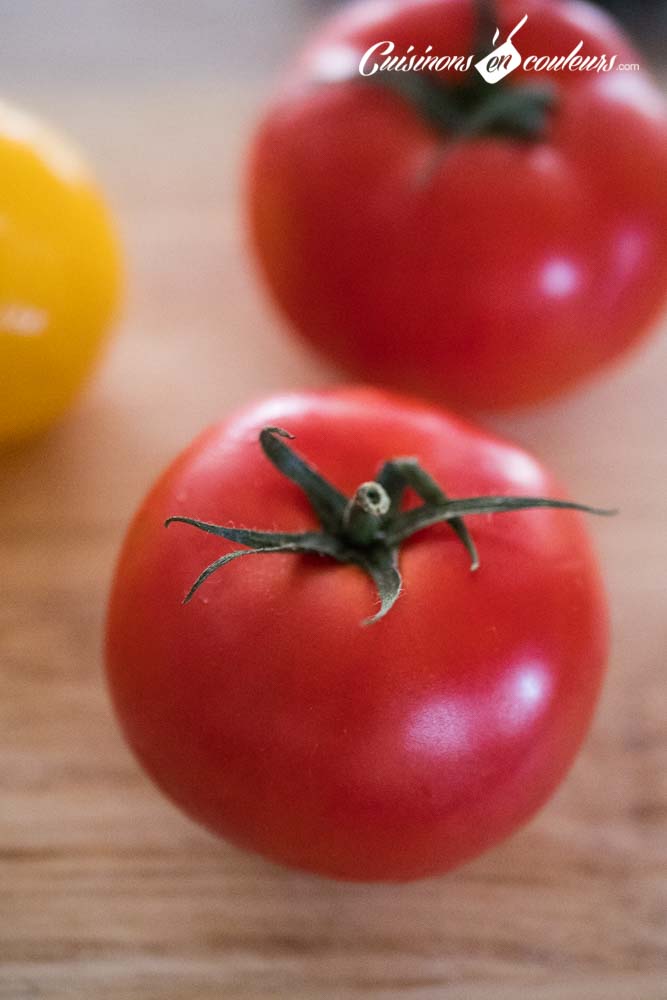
left=106, top=389, right=610, bottom=881
left=247, top=0, right=667, bottom=409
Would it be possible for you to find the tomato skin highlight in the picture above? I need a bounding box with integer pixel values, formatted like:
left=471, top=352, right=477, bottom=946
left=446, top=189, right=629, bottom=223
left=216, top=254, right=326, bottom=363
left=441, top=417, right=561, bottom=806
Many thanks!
left=247, top=0, right=667, bottom=409
left=106, top=388, right=609, bottom=881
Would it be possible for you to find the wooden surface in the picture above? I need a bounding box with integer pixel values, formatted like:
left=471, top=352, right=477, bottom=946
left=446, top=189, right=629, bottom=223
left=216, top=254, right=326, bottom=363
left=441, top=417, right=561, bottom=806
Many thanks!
left=2, top=7, right=667, bottom=998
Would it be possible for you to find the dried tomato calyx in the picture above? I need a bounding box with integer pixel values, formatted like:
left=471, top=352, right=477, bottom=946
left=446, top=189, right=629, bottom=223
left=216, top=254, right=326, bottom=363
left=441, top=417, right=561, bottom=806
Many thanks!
left=358, top=71, right=556, bottom=143
left=165, top=427, right=614, bottom=626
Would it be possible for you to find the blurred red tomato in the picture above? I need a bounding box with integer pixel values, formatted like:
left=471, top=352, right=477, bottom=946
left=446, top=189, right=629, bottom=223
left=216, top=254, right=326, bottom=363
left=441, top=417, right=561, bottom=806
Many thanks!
left=247, top=0, right=667, bottom=409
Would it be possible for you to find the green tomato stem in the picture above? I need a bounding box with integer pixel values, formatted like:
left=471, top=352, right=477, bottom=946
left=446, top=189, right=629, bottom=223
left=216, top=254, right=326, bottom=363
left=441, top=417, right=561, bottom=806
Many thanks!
left=165, top=428, right=615, bottom=625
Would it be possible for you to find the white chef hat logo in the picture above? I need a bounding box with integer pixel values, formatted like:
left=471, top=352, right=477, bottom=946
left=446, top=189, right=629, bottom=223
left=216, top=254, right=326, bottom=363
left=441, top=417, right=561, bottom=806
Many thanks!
left=475, top=13, right=528, bottom=84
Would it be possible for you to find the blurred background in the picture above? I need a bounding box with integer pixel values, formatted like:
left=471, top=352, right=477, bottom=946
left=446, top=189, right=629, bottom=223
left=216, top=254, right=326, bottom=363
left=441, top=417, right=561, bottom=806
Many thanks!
left=1, top=3, right=665, bottom=999
left=0, top=0, right=665, bottom=95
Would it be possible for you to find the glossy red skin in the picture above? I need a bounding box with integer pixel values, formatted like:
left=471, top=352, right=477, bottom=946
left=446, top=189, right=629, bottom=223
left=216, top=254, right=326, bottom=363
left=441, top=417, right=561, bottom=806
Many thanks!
left=106, top=389, right=609, bottom=881
left=247, top=0, right=667, bottom=409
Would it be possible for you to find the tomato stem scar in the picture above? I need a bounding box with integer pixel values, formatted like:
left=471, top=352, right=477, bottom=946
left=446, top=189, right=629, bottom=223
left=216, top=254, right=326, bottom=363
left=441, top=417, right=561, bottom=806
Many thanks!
left=343, top=481, right=391, bottom=545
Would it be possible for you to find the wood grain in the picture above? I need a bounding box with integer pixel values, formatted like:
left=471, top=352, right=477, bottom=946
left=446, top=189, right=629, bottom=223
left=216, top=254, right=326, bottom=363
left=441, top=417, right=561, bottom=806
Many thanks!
left=1, top=9, right=666, bottom=998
